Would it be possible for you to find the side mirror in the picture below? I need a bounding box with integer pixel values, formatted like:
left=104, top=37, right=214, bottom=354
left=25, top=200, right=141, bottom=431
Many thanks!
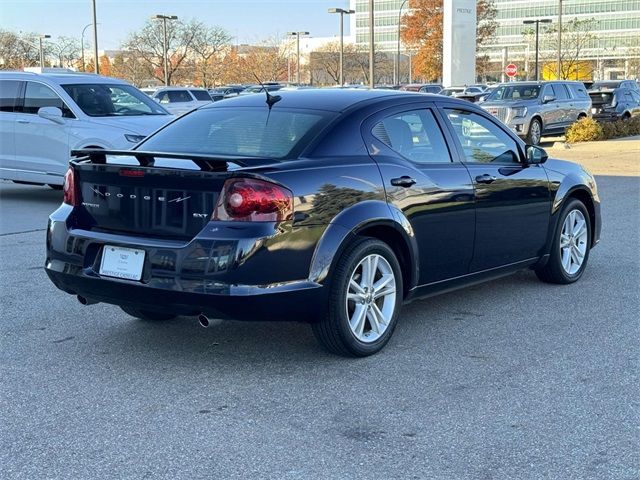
left=38, top=106, right=65, bottom=124
left=526, top=145, right=548, bottom=164
left=542, top=95, right=556, bottom=104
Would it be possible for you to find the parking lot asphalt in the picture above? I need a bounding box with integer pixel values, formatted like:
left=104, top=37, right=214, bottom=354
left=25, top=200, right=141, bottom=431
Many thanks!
left=1, top=162, right=639, bottom=479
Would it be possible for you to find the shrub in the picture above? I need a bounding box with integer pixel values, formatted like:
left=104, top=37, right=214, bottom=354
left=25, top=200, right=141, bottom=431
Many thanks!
left=566, top=115, right=640, bottom=143
left=565, top=117, right=603, bottom=143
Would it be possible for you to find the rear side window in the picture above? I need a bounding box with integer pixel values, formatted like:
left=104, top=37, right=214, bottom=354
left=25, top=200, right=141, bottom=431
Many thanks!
left=372, top=109, right=451, bottom=164
left=190, top=90, right=212, bottom=101
left=138, top=107, right=334, bottom=160
left=568, top=83, right=588, bottom=99
left=157, top=90, right=192, bottom=103
left=0, top=80, right=21, bottom=112
left=23, top=82, right=75, bottom=118
left=554, top=84, right=570, bottom=100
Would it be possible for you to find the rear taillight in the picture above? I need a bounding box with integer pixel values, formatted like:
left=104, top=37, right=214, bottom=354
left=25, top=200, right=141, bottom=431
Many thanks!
left=63, top=167, right=80, bottom=206
left=212, top=178, right=293, bottom=222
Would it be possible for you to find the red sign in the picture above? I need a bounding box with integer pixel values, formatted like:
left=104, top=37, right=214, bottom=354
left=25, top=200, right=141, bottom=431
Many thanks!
left=505, top=63, right=518, bottom=77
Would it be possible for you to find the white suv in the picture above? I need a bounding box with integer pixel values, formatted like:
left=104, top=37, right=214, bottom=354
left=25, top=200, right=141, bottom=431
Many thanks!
left=0, top=71, right=174, bottom=187
left=151, top=87, right=213, bottom=116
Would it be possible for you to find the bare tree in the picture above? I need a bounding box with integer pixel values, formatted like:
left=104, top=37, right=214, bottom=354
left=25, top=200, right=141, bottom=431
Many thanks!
left=49, top=36, right=80, bottom=68
left=538, top=18, right=598, bottom=80
left=0, top=30, right=41, bottom=69
left=188, top=21, right=231, bottom=88
left=121, top=19, right=199, bottom=85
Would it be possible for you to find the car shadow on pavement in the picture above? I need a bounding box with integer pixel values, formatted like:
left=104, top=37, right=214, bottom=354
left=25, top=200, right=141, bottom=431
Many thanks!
left=0, top=183, right=63, bottom=204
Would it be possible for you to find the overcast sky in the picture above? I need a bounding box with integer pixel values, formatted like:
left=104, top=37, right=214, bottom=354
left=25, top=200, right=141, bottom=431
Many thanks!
left=1, top=0, right=352, bottom=49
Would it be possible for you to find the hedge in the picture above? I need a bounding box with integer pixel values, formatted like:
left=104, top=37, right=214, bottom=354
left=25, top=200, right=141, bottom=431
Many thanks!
left=565, top=116, right=640, bottom=143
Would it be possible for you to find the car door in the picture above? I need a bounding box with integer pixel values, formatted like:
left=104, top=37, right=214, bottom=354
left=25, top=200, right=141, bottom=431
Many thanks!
left=540, top=84, right=563, bottom=131
left=554, top=83, right=574, bottom=126
left=363, top=104, right=476, bottom=284
left=441, top=107, right=551, bottom=272
left=0, top=79, right=22, bottom=175
left=14, top=81, right=74, bottom=180
left=629, top=91, right=640, bottom=117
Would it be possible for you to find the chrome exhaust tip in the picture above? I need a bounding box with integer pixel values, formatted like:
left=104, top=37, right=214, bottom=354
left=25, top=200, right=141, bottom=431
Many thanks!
left=77, top=295, right=98, bottom=306
left=198, top=314, right=210, bottom=328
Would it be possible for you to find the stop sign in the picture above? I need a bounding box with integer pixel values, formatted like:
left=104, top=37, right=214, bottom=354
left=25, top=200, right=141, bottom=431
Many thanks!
left=505, top=63, right=518, bottom=77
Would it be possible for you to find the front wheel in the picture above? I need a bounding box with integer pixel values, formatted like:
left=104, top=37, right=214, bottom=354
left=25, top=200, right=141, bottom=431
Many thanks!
left=536, top=199, right=591, bottom=284
left=526, top=118, right=542, bottom=145
left=312, top=238, right=403, bottom=357
left=120, top=306, right=177, bottom=322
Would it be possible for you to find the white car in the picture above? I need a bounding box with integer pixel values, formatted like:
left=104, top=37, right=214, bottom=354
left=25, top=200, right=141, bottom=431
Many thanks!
left=151, top=87, right=213, bottom=116
left=0, top=71, right=174, bottom=187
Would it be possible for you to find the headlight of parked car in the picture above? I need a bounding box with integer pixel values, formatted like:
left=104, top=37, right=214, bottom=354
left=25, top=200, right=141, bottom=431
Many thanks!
left=124, top=134, right=146, bottom=143
left=512, top=107, right=527, bottom=118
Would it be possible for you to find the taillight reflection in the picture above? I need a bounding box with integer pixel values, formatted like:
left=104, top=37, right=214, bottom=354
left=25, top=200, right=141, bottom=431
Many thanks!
left=213, top=178, right=293, bottom=222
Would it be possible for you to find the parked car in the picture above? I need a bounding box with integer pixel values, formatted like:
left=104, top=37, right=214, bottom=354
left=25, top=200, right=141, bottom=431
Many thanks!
left=0, top=71, right=173, bottom=188
left=152, top=87, right=213, bottom=115
left=45, top=89, right=600, bottom=356
left=588, top=80, right=639, bottom=92
left=480, top=81, right=591, bottom=145
left=440, top=86, right=485, bottom=97
left=140, top=87, right=158, bottom=96
left=239, top=84, right=284, bottom=95
left=589, top=87, right=640, bottom=121
left=209, top=85, right=246, bottom=98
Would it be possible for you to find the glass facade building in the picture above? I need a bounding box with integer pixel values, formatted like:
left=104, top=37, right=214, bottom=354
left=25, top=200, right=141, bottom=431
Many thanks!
left=351, top=0, right=640, bottom=78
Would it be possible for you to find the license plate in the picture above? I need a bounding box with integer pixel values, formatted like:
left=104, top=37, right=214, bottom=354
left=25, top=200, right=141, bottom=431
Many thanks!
left=99, top=246, right=145, bottom=281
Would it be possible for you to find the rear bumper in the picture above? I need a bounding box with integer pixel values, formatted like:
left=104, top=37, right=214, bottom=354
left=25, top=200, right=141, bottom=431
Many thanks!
left=45, top=206, right=326, bottom=322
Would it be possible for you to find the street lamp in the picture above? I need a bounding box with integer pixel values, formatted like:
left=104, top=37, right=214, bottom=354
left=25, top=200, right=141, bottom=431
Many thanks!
left=396, top=0, right=409, bottom=85
left=369, top=0, right=374, bottom=89
left=328, top=8, right=355, bottom=86
left=523, top=19, right=552, bottom=81
left=557, top=0, right=563, bottom=79
left=38, top=34, right=51, bottom=69
left=287, top=31, right=309, bottom=85
left=153, top=14, right=178, bottom=86
left=81, top=23, right=95, bottom=72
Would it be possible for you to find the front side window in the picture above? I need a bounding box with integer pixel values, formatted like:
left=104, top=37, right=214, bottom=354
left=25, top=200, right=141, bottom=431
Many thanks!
left=372, top=109, right=451, bottom=164
left=0, top=80, right=21, bottom=112
left=23, top=82, right=74, bottom=118
left=62, top=84, right=168, bottom=117
left=444, top=109, right=520, bottom=164
left=138, top=107, right=334, bottom=160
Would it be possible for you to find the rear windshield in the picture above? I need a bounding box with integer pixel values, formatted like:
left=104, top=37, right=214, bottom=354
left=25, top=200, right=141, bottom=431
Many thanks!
left=138, top=107, right=335, bottom=160
left=190, top=90, right=212, bottom=101
left=589, top=92, right=615, bottom=105
left=487, top=85, right=541, bottom=101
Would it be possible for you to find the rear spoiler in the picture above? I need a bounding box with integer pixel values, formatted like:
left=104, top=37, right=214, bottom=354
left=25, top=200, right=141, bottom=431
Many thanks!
left=70, top=149, right=271, bottom=171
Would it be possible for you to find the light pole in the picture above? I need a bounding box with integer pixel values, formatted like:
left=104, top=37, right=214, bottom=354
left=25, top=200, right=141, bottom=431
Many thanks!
left=369, top=0, right=374, bottom=88
left=91, top=0, right=99, bottom=73
left=396, top=0, right=409, bottom=85
left=81, top=23, right=94, bottom=72
left=328, top=8, right=354, bottom=86
left=557, top=0, right=563, bottom=79
left=153, top=14, right=178, bottom=86
left=523, top=18, right=552, bottom=81
left=287, top=31, right=309, bottom=85
left=38, top=34, right=51, bottom=68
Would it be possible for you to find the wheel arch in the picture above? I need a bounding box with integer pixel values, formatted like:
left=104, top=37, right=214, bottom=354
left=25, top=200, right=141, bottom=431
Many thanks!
left=548, top=184, right=598, bottom=250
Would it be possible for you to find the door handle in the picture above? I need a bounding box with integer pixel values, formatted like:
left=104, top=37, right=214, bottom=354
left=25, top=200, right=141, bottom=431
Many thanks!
left=390, top=176, right=417, bottom=188
left=17, top=119, right=30, bottom=124
left=475, top=174, right=497, bottom=184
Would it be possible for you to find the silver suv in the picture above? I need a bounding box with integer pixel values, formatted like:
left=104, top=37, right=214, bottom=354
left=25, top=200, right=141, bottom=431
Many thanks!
left=480, top=81, right=591, bottom=145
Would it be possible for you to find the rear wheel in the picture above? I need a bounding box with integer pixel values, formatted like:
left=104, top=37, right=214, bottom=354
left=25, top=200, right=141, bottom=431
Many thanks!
left=120, top=306, right=177, bottom=322
left=526, top=118, right=542, bottom=145
left=312, top=238, right=403, bottom=357
left=535, top=198, right=591, bottom=284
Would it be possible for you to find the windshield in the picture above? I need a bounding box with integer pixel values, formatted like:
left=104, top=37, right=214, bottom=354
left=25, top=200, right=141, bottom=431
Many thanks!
left=137, top=107, right=335, bottom=160
left=62, top=83, right=169, bottom=117
left=486, top=84, right=541, bottom=101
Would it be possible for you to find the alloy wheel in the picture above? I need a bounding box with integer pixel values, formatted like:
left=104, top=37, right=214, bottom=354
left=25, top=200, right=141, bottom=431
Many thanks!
left=560, top=209, right=588, bottom=275
left=529, top=120, right=541, bottom=145
left=345, top=253, right=397, bottom=343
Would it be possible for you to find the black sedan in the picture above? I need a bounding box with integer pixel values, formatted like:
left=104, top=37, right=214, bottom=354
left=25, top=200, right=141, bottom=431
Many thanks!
left=45, top=90, right=601, bottom=356
left=589, top=87, right=640, bottom=121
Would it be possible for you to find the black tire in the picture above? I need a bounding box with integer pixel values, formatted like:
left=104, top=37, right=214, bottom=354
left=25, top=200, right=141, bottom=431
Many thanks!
left=526, top=118, right=542, bottom=145
left=311, top=237, right=403, bottom=357
left=535, top=198, right=591, bottom=284
left=120, top=306, right=177, bottom=322
left=48, top=184, right=63, bottom=190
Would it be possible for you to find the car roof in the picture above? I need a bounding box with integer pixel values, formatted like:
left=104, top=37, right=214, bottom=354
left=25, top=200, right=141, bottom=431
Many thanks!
left=203, top=88, right=455, bottom=113
left=0, top=71, right=128, bottom=85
